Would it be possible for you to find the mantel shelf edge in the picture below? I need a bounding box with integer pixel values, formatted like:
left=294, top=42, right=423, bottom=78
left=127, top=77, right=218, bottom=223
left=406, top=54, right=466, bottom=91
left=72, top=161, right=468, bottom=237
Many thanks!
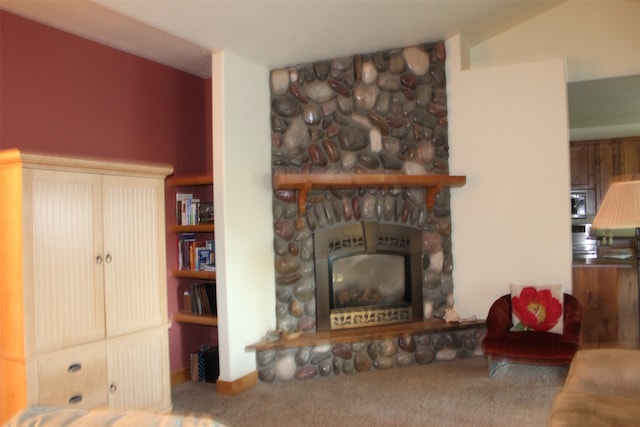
left=272, top=174, right=466, bottom=216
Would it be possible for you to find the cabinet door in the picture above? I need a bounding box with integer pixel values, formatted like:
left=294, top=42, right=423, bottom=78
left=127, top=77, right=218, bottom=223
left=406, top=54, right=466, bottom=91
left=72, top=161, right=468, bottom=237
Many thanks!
left=619, top=137, right=640, bottom=178
left=570, top=143, right=596, bottom=188
left=572, top=266, right=619, bottom=345
left=26, top=169, right=105, bottom=355
left=102, top=176, right=167, bottom=337
left=106, top=327, right=170, bottom=411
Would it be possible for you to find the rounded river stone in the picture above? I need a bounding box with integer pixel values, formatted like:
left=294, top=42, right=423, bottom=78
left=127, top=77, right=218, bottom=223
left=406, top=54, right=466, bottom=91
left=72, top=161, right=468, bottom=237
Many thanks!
left=332, top=344, right=353, bottom=360
left=256, top=349, right=276, bottom=367
left=295, top=365, right=318, bottom=380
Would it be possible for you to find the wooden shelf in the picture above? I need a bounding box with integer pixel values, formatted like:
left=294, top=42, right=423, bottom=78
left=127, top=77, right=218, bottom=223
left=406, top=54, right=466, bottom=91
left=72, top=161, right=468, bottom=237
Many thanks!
left=174, top=312, right=218, bottom=326
left=171, top=269, right=216, bottom=280
left=169, top=224, right=215, bottom=233
left=273, top=173, right=466, bottom=215
left=167, top=175, right=213, bottom=187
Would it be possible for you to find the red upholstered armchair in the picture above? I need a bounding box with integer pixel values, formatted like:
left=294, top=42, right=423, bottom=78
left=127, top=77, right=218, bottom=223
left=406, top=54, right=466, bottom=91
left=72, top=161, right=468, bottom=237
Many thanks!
left=481, top=293, right=583, bottom=376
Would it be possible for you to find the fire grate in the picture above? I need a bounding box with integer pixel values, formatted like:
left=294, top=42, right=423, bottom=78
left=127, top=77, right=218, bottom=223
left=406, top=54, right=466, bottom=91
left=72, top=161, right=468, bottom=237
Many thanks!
left=330, top=306, right=413, bottom=330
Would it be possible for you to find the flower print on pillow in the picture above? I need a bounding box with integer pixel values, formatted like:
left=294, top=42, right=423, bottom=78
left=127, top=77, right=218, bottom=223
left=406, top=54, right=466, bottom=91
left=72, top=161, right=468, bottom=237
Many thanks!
left=510, top=284, right=564, bottom=334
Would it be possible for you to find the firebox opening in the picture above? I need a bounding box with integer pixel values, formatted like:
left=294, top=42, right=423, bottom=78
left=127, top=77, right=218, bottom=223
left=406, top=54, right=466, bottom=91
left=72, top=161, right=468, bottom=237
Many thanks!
left=330, top=253, right=409, bottom=309
left=314, top=221, right=423, bottom=331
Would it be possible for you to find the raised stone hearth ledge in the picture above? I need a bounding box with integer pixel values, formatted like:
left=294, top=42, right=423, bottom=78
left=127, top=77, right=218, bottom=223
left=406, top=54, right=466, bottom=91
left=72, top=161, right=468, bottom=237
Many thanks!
left=247, top=319, right=483, bottom=351
left=247, top=320, right=487, bottom=383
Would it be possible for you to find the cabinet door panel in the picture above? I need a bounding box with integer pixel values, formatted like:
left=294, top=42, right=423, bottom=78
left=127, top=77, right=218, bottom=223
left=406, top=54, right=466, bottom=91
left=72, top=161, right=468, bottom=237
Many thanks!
left=102, top=176, right=167, bottom=336
left=619, top=137, right=640, bottom=177
left=28, top=170, right=105, bottom=354
left=106, top=327, right=170, bottom=411
left=570, top=144, right=595, bottom=188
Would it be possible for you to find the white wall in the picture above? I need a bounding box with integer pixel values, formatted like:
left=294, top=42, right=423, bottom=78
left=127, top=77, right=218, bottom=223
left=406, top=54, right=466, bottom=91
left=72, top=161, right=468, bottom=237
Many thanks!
left=212, top=51, right=275, bottom=382
left=447, top=35, right=572, bottom=319
left=471, top=1, right=640, bottom=83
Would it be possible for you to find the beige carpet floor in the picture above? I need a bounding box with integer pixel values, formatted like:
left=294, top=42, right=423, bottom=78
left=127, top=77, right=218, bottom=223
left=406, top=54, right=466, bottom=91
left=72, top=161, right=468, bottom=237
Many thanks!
left=171, top=356, right=567, bottom=427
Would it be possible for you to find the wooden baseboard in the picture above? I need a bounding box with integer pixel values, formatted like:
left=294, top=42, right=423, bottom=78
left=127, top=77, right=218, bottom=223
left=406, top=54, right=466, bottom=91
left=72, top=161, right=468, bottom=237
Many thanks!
left=170, top=368, right=191, bottom=387
left=216, top=370, right=258, bottom=396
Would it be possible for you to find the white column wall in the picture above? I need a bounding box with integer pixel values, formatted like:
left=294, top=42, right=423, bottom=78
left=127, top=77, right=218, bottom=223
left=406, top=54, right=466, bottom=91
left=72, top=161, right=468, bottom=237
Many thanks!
left=212, top=51, right=275, bottom=381
left=446, top=35, right=572, bottom=319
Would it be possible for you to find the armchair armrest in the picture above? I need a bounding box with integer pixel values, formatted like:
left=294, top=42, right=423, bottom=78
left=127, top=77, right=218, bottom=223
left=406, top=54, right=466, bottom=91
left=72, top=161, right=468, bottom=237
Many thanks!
left=562, top=294, right=583, bottom=344
left=484, top=294, right=513, bottom=337
left=564, top=349, right=640, bottom=400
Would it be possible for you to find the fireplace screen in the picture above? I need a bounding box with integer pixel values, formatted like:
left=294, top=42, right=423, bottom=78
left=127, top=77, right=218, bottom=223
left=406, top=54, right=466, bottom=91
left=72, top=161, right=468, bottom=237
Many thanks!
left=314, top=222, right=423, bottom=331
left=331, top=253, right=407, bottom=309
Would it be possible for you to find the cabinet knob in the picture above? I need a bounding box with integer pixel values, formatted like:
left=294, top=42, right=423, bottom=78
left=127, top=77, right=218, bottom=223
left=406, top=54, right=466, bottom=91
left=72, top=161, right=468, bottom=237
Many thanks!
left=96, top=255, right=103, bottom=265
left=105, top=253, right=112, bottom=264
left=68, top=363, right=82, bottom=373
left=110, top=383, right=117, bottom=393
left=68, top=395, right=83, bottom=405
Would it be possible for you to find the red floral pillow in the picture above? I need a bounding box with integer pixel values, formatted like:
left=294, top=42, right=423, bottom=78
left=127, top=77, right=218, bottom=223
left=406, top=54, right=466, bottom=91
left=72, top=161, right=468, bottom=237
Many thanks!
left=509, top=284, right=564, bottom=334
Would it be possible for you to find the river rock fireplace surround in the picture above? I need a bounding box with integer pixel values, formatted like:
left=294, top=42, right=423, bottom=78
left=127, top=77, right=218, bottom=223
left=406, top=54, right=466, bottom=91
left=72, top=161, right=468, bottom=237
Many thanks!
left=249, top=41, right=487, bottom=383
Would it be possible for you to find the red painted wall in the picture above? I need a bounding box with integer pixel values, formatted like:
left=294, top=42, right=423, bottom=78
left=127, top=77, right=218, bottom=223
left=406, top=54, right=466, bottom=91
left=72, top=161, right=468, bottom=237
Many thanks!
left=0, top=10, right=215, bottom=373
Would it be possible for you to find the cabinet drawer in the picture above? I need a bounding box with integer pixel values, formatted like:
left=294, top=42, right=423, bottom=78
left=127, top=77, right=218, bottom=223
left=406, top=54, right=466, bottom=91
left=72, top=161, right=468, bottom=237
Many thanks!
left=37, top=341, right=108, bottom=409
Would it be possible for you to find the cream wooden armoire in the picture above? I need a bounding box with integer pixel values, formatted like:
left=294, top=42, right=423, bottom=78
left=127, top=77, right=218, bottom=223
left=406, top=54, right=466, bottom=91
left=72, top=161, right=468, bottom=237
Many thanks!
left=0, top=149, right=174, bottom=424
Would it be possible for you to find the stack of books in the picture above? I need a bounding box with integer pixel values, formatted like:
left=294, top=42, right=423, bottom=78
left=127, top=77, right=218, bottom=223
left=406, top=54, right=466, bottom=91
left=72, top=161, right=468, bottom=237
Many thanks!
left=176, top=194, right=214, bottom=225
left=188, top=282, right=216, bottom=316
left=178, top=233, right=215, bottom=271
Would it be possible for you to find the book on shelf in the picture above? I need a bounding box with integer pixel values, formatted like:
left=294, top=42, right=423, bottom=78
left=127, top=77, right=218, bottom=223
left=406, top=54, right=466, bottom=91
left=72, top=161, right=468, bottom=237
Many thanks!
left=178, top=233, right=196, bottom=270
left=189, top=241, right=206, bottom=270
left=195, top=247, right=211, bottom=271
left=199, top=202, right=214, bottom=224
left=190, top=282, right=216, bottom=316
left=176, top=193, right=192, bottom=225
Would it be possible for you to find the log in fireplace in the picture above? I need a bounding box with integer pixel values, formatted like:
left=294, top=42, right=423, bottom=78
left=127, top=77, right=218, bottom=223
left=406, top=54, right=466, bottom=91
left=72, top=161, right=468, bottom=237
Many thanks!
left=314, top=221, right=423, bottom=331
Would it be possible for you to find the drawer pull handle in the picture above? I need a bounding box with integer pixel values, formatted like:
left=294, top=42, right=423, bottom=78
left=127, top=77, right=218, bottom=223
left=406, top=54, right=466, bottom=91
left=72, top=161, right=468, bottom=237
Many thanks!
left=68, top=363, right=82, bottom=372
left=68, top=395, right=83, bottom=405
left=110, top=383, right=117, bottom=393
left=96, top=255, right=103, bottom=265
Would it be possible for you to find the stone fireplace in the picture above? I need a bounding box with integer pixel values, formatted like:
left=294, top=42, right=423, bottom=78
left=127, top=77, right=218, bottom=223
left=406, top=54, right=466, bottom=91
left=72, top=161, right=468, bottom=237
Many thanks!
left=254, top=40, right=486, bottom=383
left=270, top=40, right=456, bottom=334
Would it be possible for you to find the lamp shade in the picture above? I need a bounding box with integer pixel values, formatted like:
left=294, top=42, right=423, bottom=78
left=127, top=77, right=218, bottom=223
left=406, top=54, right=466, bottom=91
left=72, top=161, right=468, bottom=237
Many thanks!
left=591, top=179, right=640, bottom=237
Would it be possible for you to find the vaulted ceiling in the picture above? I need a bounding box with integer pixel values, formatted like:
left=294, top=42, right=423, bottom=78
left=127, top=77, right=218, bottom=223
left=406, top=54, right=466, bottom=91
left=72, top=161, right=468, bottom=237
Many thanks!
left=1, top=0, right=566, bottom=78
left=2, top=0, right=638, bottom=139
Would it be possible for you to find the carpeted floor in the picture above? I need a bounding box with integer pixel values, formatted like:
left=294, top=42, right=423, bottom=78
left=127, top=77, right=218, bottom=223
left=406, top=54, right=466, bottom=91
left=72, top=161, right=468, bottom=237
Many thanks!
left=171, top=357, right=567, bottom=427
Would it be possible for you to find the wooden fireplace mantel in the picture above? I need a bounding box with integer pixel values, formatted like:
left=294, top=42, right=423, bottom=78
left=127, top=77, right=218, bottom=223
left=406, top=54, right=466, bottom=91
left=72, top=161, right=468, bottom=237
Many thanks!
left=273, top=173, right=467, bottom=215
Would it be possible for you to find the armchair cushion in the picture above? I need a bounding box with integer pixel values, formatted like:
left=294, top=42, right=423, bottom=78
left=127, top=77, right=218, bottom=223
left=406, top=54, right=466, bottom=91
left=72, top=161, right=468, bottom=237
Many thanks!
left=482, top=293, right=583, bottom=368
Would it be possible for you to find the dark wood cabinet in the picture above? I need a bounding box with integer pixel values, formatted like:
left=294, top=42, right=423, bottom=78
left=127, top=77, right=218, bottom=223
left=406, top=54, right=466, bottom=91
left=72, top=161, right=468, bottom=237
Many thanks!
left=570, top=136, right=640, bottom=212
left=572, top=264, right=639, bottom=347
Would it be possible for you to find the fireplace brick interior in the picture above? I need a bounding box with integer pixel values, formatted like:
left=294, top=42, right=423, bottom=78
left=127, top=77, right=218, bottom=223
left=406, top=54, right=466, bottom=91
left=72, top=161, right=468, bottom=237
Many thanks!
left=261, top=41, right=486, bottom=382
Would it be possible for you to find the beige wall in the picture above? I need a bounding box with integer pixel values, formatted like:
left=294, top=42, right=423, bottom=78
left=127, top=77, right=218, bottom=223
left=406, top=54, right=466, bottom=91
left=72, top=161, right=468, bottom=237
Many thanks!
left=447, top=35, right=571, bottom=318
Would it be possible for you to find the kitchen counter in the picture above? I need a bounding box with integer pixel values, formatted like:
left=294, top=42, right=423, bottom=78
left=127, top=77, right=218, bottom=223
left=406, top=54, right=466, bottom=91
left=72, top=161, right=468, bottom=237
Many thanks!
left=573, top=257, right=638, bottom=267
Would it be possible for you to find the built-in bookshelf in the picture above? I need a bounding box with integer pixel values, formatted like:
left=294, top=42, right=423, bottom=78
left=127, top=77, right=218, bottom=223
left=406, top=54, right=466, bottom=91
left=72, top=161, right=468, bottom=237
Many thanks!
left=167, top=174, right=216, bottom=326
